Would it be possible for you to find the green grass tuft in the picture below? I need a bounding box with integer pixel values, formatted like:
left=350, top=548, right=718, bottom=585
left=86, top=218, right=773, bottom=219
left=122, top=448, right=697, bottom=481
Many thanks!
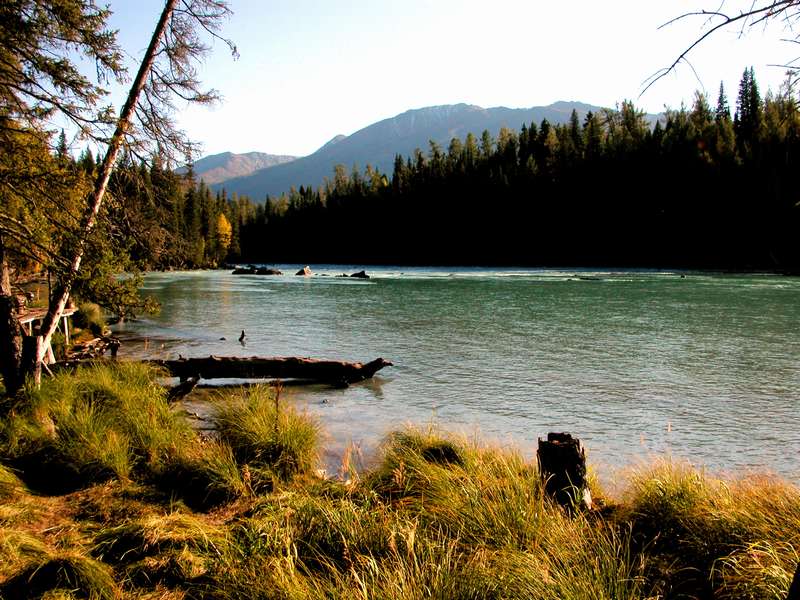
left=0, top=362, right=193, bottom=493
left=156, top=440, right=247, bottom=511
left=213, top=385, right=320, bottom=482
left=72, top=302, right=106, bottom=336
left=0, top=463, right=25, bottom=500
left=0, top=527, right=49, bottom=580
left=0, top=551, right=119, bottom=600
left=93, top=511, right=228, bottom=565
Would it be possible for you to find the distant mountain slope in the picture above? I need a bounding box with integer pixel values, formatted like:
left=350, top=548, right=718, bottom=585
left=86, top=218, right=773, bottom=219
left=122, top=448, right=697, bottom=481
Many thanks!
left=182, top=151, right=296, bottom=185
left=210, top=102, right=631, bottom=199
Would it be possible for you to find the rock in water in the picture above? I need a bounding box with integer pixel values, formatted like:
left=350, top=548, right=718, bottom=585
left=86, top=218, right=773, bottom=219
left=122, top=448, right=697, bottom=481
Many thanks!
left=295, top=266, right=312, bottom=276
left=350, top=270, right=369, bottom=279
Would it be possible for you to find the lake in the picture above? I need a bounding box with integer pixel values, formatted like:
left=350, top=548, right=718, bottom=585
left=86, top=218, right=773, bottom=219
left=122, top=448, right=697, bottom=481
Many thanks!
left=113, top=267, right=800, bottom=482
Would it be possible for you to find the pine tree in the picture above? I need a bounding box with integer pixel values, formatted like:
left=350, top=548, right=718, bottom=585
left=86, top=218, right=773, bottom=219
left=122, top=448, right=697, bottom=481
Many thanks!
left=715, top=82, right=731, bottom=122
left=735, top=67, right=763, bottom=153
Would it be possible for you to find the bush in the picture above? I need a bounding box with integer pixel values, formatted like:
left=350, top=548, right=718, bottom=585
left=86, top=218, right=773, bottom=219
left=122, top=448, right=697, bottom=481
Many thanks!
left=73, top=302, right=106, bottom=336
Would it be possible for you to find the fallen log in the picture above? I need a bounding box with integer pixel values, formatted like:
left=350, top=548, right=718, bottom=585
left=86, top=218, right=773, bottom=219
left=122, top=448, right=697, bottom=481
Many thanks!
left=150, top=355, right=393, bottom=385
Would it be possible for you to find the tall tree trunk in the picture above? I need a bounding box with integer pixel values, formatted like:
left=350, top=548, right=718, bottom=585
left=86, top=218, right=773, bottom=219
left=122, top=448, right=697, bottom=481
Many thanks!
left=31, top=0, right=179, bottom=377
left=0, top=234, right=24, bottom=395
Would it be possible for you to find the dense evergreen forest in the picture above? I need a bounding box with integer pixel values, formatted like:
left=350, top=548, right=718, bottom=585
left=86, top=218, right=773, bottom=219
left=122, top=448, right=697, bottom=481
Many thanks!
left=56, top=68, right=800, bottom=274
left=226, top=69, right=798, bottom=270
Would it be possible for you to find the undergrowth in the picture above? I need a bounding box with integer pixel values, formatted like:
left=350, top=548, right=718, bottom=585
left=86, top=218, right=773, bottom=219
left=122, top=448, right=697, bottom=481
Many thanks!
left=0, top=364, right=797, bottom=599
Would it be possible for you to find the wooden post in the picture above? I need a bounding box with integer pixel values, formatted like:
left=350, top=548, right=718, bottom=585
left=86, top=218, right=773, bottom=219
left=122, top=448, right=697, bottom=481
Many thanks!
left=537, top=432, right=592, bottom=511
left=62, top=315, right=70, bottom=346
left=788, top=561, right=800, bottom=600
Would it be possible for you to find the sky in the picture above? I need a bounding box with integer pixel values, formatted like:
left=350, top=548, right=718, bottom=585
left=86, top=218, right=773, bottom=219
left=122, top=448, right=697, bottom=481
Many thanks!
left=106, top=0, right=798, bottom=158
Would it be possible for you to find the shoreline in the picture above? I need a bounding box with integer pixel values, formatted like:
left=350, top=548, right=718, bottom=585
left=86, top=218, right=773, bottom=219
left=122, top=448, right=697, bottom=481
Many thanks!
left=2, top=362, right=798, bottom=599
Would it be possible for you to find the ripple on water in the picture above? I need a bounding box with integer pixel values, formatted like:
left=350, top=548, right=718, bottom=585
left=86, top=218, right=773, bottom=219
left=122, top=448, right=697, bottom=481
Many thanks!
left=118, top=267, right=800, bottom=481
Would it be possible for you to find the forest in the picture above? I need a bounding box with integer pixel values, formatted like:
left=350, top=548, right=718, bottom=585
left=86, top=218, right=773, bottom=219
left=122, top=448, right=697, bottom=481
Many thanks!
left=9, top=67, right=800, bottom=324
left=232, top=69, right=800, bottom=270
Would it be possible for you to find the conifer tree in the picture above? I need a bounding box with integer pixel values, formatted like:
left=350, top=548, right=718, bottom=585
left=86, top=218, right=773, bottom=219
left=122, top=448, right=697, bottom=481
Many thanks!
left=1, top=0, right=234, bottom=390
left=715, top=82, right=731, bottom=122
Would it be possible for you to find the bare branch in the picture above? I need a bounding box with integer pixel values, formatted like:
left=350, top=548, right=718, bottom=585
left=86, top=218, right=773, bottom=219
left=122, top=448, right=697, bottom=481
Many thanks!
left=643, top=1, right=800, bottom=96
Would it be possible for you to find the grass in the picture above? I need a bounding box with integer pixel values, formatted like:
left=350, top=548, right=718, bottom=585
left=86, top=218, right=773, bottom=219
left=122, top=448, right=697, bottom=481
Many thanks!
left=0, top=363, right=797, bottom=599
left=627, top=460, right=800, bottom=598
left=213, top=384, right=320, bottom=483
left=0, top=362, right=193, bottom=493
left=0, top=551, right=119, bottom=600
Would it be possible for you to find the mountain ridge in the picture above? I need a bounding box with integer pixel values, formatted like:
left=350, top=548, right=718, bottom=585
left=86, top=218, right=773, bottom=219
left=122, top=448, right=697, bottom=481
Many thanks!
left=181, top=151, right=297, bottom=185
left=208, top=101, right=654, bottom=199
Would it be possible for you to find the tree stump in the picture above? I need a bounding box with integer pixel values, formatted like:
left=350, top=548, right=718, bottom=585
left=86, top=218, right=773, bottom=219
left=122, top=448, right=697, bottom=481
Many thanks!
left=537, top=432, right=592, bottom=511
left=788, top=561, right=800, bottom=600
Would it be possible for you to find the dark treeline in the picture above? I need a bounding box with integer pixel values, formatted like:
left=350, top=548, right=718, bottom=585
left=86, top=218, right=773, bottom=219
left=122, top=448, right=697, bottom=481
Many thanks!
left=58, top=148, right=256, bottom=271
left=232, top=69, right=800, bottom=270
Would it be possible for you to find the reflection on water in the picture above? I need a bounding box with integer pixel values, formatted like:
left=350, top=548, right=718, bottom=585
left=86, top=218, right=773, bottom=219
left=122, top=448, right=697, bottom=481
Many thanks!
left=115, top=267, right=800, bottom=481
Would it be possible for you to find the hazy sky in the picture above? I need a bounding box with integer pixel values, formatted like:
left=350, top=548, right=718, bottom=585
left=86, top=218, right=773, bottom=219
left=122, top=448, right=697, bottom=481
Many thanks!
left=108, top=1, right=796, bottom=158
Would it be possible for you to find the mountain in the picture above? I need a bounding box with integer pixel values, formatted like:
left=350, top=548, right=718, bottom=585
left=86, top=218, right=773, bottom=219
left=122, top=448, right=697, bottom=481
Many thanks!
left=182, top=151, right=296, bottom=185
left=210, top=102, right=634, bottom=199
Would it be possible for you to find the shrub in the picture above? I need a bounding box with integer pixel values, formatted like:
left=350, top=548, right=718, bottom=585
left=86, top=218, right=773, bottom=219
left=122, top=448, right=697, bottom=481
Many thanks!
left=72, top=302, right=106, bottom=336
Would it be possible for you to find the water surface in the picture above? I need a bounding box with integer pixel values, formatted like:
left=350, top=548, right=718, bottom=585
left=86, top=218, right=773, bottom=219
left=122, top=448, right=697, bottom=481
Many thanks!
left=114, top=267, right=800, bottom=481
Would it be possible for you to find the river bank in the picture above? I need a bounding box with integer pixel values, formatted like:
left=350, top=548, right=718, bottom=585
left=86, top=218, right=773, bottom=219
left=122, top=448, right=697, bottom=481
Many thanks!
left=111, top=267, right=800, bottom=483
left=1, top=362, right=798, bottom=599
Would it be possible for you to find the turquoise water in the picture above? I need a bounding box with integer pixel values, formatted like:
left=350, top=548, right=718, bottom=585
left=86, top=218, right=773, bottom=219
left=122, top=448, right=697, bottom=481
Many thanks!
left=114, top=267, right=800, bottom=481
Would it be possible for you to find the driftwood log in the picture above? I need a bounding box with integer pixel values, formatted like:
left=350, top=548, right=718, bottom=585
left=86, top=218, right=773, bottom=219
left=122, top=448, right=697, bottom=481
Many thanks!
left=537, top=432, right=592, bottom=511
left=151, top=355, right=392, bottom=386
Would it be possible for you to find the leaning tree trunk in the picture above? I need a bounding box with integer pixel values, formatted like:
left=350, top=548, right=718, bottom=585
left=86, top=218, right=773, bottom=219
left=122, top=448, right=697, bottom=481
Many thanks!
left=0, top=235, right=24, bottom=395
left=29, top=0, right=180, bottom=385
